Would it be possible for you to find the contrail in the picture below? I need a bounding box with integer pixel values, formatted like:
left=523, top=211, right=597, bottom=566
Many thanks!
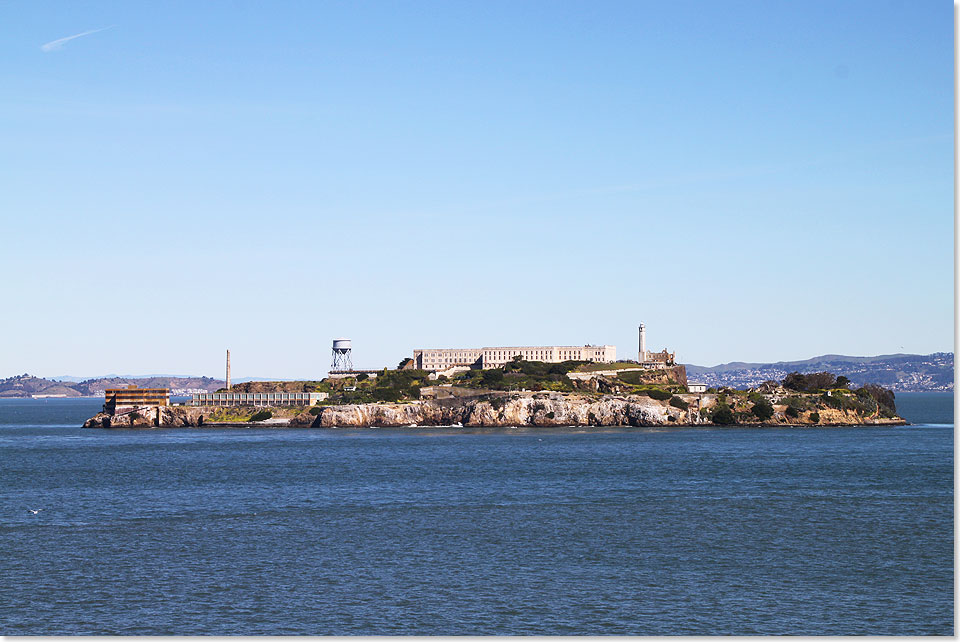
left=40, top=26, right=113, bottom=52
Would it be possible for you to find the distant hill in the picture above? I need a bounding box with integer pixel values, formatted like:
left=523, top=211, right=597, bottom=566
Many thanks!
left=0, top=374, right=86, bottom=398
left=0, top=374, right=225, bottom=398
left=48, top=374, right=204, bottom=383
left=48, top=375, right=286, bottom=384
left=684, top=353, right=953, bottom=392
left=72, top=376, right=225, bottom=397
left=4, top=353, right=953, bottom=397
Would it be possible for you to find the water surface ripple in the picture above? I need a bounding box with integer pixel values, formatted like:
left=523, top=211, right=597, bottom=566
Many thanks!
left=0, top=396, right=952, bottom=634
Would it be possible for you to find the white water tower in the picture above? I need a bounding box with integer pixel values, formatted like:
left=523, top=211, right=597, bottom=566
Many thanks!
left=331, top=338, right=353, bottom=372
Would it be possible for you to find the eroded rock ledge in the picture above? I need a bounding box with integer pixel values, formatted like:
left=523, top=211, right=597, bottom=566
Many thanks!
left=82, top=392, right=906, bottom=429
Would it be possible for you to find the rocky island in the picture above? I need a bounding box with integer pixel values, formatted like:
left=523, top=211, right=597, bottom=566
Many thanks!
left=83, top=361, right=905, bottom=429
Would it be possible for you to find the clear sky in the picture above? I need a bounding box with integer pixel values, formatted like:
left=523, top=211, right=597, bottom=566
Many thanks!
left=0, top=1, right=953, bottom=380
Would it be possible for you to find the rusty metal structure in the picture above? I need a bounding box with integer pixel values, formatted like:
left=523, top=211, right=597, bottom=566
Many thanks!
left=104, top=384, right=169, bottom=413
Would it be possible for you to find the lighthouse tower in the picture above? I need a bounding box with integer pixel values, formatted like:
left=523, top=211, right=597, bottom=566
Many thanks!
left=639, top=324, right=648, bottom=362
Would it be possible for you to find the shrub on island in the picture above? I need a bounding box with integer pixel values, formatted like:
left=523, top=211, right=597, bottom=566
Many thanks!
left=711, top=404, right=736, bottom=425
left=858, top=384, right=897, bottom=418
left=249, top=410, right=273, bottom=422
left=751, top=398, right=774, bottom=421
left=644, top=388, right=672, bottom=401
left=782, top=371, right=838, bottom=392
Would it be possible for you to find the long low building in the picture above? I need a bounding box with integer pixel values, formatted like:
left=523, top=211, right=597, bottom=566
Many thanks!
left=412, top=344, right=616, bottom=371
left=191, top=392, right=328, bottom=407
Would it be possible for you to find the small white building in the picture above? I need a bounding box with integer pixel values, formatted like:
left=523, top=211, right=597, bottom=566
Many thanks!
left=688, top=383, right=708, bottom=393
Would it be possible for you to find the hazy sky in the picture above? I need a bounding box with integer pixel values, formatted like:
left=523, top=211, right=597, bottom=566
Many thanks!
left=0, top=1, right=952, bottom=380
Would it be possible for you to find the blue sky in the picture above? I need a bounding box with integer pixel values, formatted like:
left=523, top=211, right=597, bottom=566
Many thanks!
left=0, top=1, right=952, bottom=379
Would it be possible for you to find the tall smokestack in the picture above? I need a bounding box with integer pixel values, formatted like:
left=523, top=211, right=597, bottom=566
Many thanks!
left=226, top=349, right=231, bottom=390
left=639, top=324, right=647, bottom=362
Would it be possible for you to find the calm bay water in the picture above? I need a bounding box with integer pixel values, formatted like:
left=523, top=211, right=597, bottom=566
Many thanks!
left=0, top=393, right=953, bottom=634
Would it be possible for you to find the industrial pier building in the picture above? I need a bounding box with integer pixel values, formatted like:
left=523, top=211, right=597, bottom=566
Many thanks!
left=190, top=392, right=328, bottom=407
left=105, top=385, right=170, bottom=412
left=412, top=345, right=616, bottom=371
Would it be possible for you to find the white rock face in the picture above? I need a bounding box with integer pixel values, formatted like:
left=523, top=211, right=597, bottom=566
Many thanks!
left=81, top=391, right=905, bottom=429
left=315, top=394, right=705, bottom=428
left=84, top=406, right=206, bottom=428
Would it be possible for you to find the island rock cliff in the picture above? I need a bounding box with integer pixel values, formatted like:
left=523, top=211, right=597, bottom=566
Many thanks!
left=84, top=406, right=207, bottom=428
left=83, top=391, right=906, bottom=429
left=315, top=394, right=694, bottom=427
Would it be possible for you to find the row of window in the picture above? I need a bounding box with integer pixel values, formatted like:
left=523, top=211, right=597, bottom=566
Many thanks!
left=106, top=395, right=169, bottom=401
left=424, top=352, right=480, bottom=358
left=108, top=392, right=168, bottom=396
left=422, top=349, right=614, bottom=369
left=107, top=392, right=169, bottom=397
left=195, top=393, right=314, bottom=399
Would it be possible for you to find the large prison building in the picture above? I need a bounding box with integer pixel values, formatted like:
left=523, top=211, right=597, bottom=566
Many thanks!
left=412, top=345, right=617, bottom=371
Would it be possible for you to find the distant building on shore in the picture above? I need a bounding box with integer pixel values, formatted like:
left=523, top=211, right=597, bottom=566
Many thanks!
left=411, top=344, right=617, bottom=371
left=104, top=385, right=169, bottom=412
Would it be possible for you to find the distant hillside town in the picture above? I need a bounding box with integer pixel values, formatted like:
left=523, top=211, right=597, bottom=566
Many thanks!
left=684, top=353, right=954, bottom=392
left=0, top=374, right=223, bottom=398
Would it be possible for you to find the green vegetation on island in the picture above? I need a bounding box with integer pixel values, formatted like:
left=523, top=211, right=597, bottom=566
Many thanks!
left=214, top=363, right=899, bottom=427
left=702, top=370, right=899, bottom=425
left=322, top=369, right=432, bottom=404
left=573, top=361, right=644, bottom=372
left=459, top=358, right=582, bottom=392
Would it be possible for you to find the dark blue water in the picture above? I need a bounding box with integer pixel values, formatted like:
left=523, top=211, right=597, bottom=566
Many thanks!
left=894, top=391, right=955, bottom=425
left=0, top=395, right=953, bottom=634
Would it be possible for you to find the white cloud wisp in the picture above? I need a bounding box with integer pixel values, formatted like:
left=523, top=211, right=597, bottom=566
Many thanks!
left=40, top=26, right=113, bottom=53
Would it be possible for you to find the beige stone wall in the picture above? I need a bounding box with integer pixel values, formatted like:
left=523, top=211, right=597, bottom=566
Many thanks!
left=414, top=349, right=483, bottom=371
left=640, top=348, right=676, bottom=365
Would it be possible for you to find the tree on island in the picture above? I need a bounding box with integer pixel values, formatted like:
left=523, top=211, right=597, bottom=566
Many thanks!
left=711, top=404, right=736, bottom=425
left=858, top=384, right=897, bottom=417
left=782, top=371, right=838, bottom=392
left=751, top=398, right=774, bottom=421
